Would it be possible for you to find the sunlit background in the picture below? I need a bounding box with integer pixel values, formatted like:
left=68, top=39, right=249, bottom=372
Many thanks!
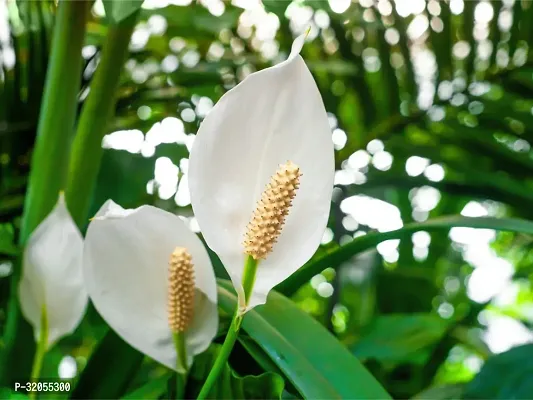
left=1, top=0, right=533, bottom=396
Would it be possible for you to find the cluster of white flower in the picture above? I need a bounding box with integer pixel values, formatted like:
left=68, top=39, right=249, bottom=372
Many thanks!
left=18, top=33, right=334, bottom=373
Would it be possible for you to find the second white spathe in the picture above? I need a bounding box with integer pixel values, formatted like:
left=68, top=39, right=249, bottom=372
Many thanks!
left=83, top=200, right=218, bottom=372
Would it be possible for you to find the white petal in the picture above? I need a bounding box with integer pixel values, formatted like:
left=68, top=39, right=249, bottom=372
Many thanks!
left=19, top=194, right=87, bottom=347
left=83, top=201, right=217, bottom=371
left=189, top=33, right=334, bottom=310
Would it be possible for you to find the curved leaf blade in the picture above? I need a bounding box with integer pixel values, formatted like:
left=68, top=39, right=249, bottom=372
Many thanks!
left=463, top=344, right=533, bottom=399
left=277, top=216, right=533, bottom=296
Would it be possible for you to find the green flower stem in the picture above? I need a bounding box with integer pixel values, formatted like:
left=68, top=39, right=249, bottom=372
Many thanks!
left=29, top=309, right=48, bottom=400
left=197, top=311, right=241, bottom=399
left=0, top=1, right=90, bottom=385
left=66, top=12, right=138, bottom=228
left=173, top=332, right=188, bottom=399
left=241, top=255, right=259, bottom=303
left=197, top=256, right=259, bottom=399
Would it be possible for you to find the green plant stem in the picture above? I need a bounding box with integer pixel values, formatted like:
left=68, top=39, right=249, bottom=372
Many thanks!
left=197, top=312, right=241, bottom=399
left=65, top=12, right=138, bottom=228
left=29, top=309, right=48, bottom=400
left=176, top=373, right=186, bottom=400
left=173, top=332, right=187, bottom=399
left=241, top=255, right=258, bottom=303
left=0, top=1, right=90, bottom=385
left=197, top=256, right=259, bottom=399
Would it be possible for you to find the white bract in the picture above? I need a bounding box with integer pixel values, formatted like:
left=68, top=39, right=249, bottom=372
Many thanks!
left=19, top=193, right=87, bottom=347
left=83, top=200, right=218, bottom=372
left=189, top=33, right=334, bottom=311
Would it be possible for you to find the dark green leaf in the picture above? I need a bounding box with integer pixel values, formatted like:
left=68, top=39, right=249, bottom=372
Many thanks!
left=463, top=344, right=533, bottom=399
left=90, top=149, right=155, bottom=218
left=352, top=314, right=450, bottom=366
left=0, top=389, right=29, bottom=399
left=121, top=373, right=171, bottom=400
left=238, top=336, right=285, bottom=378
left=0, top=224, right=18, bottom=256
left=413, top=384, right=465, bottom=399
left=70, top=330, right=144, bottom=399
left=187, top=344, right=285, bottom=399
left=217, top=281, right=391, bottom=399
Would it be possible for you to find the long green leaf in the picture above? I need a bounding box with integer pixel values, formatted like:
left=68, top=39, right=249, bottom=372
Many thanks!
left=277, top=216, right=533, bottom=296
left=217, top=281, right=391, bottom=399
left=121, top=374, right=171, bottom=400
left=413, top=384, right=464, bottom=400
left=351, top=313, right=451, bottom=366
left=70, top=330, right=144, bottom=399
left=66, top=12, right=138, bottom=227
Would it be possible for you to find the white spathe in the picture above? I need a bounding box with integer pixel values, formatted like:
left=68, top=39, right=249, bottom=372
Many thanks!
left=188, top=34, right=334, bottom=311
left=19, top=193, right=87, bottom=347
left=83, top=200, right=218, bottom=372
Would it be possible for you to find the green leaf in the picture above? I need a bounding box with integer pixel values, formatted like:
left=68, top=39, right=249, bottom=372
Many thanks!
left=66, top=13, right=138, bottom=227
left=142, top=4, right=241, bottom=36
left=238, top=336, right=301, bottom=398
left=90, top=149, right=155, bottom=218
left=217, top=280, right=391, bottom=399
left=121, top=373, right=171, bottom=400
left=238, top=336, right=285, bottom=377
left=306, top=60, right=359, bottom=76
left=187, top=344, right=285, bottom=399
left=351, top=314, right=451, bottom=366
left=463, top=344, right=533, bottom=399
left=413, top=384, right=465, bottom=399
left=90, top=144, right=188, bottom=220
left=0, top=223, right=18, bottom=256
left=0, top=389, right=29, bottom=399
left=70, top=330, right=144, bottom=399
left=103, top=0, right=143, bottom=24
left=277, top=216, right=533, bottom=296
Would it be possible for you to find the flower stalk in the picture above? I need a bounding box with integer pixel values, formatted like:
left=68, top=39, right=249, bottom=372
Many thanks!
left=241, top=256, right=259, bottom=308
left=197, top=258, right=259, bottom=399
left=197, top=309, right=242, bottom=399
left=173, top=332, right=187, bottom=398
left=29, top=308, right=48, bottom=400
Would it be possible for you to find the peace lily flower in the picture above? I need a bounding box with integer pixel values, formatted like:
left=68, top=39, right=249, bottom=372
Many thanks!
left=189, top=33, right=334, bottom=312
left=19, top=193, right=87, bottom=378
left=83, top=200, right=218, bottom=373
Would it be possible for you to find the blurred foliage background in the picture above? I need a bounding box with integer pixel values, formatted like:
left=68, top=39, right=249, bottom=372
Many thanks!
left=1, top=0, right=533, bottom=398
